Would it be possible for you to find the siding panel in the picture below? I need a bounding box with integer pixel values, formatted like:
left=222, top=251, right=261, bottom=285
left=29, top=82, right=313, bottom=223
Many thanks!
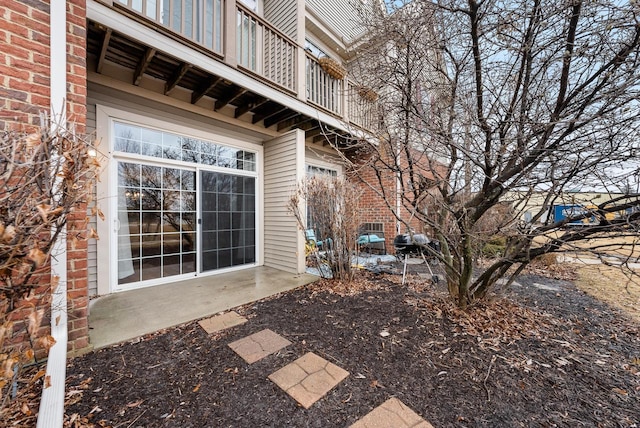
left=86, top=103, right=98, bottom=297
left=263, top=129, right=305, bottom=273
left=306, top=0, right=366, bottom=43
left=264, top=0, right=297, bottom=39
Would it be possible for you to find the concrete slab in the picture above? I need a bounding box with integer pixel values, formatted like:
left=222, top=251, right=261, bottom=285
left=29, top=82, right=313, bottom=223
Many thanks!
left=198, top=311, right=247, bottom=334
left=228, top=329, right=291, bottom=363
left=350, top=397, right=433, bottom=428
left=268, top=352, right=349, bottom=409
left=88, top=266, right=316, bottom=349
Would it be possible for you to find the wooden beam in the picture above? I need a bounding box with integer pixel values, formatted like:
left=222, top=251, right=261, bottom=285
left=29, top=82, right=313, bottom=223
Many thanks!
left=235, top=97, right=268, bottom=118
left=215, top=87, right=247, bottom=111
left=298, top=119, right=320, bottom=131
left=252, top=105, right=287, bottom=124
left=165, top=62, right=191, bottom=95
left=313, top=133, right=339, bottom=146
left=191, top=76, right=221, bottom=104
left=96, top=28, right=112, bottom=74
left=133, top=46, right=156, bottom=86
left=277, top=114, right=311, bottom=131
left=264, top=109, right=299, bottom=128
left=306, top=126, right=324, bottom=139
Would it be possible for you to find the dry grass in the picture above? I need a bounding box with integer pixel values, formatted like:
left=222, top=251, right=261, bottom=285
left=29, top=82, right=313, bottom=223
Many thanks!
left=534, top=232, right=640, bottom=259
left=573, top=263, right=640, bottom=323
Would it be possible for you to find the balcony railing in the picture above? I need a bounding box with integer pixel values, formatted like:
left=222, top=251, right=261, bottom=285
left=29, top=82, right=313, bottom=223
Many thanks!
left=112, top=0, right=374, bottom=131
left=348, top=82, right=379, bottom=131
left=116, top=0, right=224, bottom=54
left=306, top=54, right=342, bottom=115
left=237, top=4, right=296, bottom=92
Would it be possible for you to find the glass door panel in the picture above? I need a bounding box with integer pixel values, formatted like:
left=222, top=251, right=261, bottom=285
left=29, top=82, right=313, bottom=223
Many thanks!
left=117, top=161, right=197, bottom=285
left=200, top=171, right=256, bottom=272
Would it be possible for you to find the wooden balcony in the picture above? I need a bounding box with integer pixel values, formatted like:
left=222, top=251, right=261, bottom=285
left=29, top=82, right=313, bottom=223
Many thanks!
left=97, top=0, right=375, bottom=135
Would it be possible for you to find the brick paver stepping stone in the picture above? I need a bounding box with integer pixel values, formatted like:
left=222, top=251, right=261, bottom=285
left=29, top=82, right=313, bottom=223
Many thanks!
left=268, top=352, right=349, bottom=409
left=198, top=311, right=247, bottom=334
left=350, top=397, right=433, bottom=428
left=228, top=329, right=292, bottom=364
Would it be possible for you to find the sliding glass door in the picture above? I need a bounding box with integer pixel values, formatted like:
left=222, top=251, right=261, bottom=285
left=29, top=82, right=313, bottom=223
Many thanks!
left=200, top=171, right=256, bottom=272
left=113, top=120, right=257, bottom=290
left=117, top=162, right=197, bottom=285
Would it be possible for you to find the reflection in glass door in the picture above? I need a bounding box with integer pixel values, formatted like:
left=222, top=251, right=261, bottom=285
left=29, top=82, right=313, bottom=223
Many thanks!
left=200, top=171, right=256, bottom=272
left=117, top=161, right=197, bottom=285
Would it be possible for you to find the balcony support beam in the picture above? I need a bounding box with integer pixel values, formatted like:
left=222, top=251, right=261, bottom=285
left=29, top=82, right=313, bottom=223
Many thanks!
left=235, top=97, right=268, bottom=118
left=264, top=109, right=299, bottom=128
left=252, top=105, right=287, bottom=125
left=215, top=87, right=247, bottom=111
left=165, top=62, right=191, bottom=95
left=191, top=76, right=221, bottom=104
left=277, top=114, right=312, bottom=131
left=96, top=27, right=112, bottom=74
left=133, top=46, right=156, bottom=86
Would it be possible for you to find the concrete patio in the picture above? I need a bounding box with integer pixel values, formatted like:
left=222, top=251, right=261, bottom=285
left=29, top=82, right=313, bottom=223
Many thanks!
left=88, top=266, right=317, bottom=349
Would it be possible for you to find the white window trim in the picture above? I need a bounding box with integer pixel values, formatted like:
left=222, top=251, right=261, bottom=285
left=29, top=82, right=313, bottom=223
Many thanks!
left=305, top=157, right=344, bottom=177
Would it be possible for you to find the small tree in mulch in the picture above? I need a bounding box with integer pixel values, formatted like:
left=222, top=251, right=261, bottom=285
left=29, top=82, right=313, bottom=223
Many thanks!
left=345, top=0, right=640, bottom=308
left=0, top=117, right=101, bottom=416
left=288, top=175, right=363, bottom=281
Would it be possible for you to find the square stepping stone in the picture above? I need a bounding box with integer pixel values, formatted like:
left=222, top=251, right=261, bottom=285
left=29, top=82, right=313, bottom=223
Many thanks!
left=228, top=329, right=292, bottom=364
left=198, top=311, right=247, bottom=334
left=350, top=397, right=433, bottom=428
left=268, top=352, right=349, bottom=409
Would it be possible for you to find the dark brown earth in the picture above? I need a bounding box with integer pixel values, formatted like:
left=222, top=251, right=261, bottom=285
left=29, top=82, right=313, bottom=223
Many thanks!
left=6, top=261, right=640, bottom=427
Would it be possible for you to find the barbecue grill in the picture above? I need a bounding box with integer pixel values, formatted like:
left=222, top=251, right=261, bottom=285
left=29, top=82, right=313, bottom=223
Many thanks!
left=393, top=233, right=441, bottom=284
left=393, top=233, right=440, bottom=257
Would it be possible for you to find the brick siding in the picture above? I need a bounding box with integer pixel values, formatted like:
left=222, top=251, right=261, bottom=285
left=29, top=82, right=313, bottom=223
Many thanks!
left=1, top=0, right=90, bottom=354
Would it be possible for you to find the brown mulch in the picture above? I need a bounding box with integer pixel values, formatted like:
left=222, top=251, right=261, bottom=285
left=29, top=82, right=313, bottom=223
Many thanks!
left=4, top=263, right=640, bottom=427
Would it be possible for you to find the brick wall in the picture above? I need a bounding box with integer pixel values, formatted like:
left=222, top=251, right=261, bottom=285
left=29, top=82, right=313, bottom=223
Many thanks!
left=348, top=142, right=447, bottom=254
left=0, top=0, right=90, bottom=354
left=66, top=0, right=89, bottom=355
left=0, top=0, right=52, bottom=131
left=347, top=147, right=399, bottom=254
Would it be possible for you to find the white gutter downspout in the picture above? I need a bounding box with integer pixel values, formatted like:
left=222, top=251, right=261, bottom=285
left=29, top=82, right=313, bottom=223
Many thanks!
left=37, top=0, right=68, bottom=426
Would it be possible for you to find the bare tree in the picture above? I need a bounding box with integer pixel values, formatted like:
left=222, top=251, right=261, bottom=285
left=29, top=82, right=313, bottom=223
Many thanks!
left=346, top=0, right=640, bottom=307
left=288, top=175, right=363, bottom=281
left=0, top=117, right=101, bottom=406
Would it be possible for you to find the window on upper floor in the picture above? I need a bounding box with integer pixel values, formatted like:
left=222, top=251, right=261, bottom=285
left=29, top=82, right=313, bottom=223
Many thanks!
left=306, top=164, right=338, bottom=177
left=239, top=0, right=260, bottom=13
left=304, top=39, right=326, bottom=59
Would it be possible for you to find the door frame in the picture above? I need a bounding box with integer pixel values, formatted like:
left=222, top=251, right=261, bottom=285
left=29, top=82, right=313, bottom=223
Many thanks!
left=95, top=105, right=263, bottom=295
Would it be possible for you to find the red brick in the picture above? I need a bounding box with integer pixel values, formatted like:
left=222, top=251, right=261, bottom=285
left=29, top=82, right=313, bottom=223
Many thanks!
left=66, top=289, right=86, bottom=301
left=31, top=8, right=49, bottom=24
left=11, top=57, right=50, bottom=75
left=32, top=52, right=50, bottom=66
left=2, top=19, right=30, bottom=38
left=8, top=78, right=49, bottom=95
left=0, top=87, right=29, bottom=101
left=68, top=327, right=88, bottom=342
left=69, top=336, right=89, bottom=351
left=1, top=42, right=30, bottom=60
left=70, top=317, right=88, bottom=330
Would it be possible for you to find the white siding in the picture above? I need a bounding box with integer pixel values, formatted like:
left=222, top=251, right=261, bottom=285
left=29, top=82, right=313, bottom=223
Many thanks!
left=87, top=103, right=99, bottom=297
left=306, top=0, right=365, bottom=43
left=264, top=0, right=297, bottom=39
left=263, top=129, right=305, bottom=273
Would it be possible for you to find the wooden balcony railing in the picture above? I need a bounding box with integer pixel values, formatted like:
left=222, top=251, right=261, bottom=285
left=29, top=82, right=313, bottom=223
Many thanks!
left=116, top=0, right=224, bottom=54
left=236, top=4, right=296, bottom=92
left=348, top=81, right=379, bottom=131
left=306, top=54, right=342, bottom=115
left=112, top=0, right=375, bottom=132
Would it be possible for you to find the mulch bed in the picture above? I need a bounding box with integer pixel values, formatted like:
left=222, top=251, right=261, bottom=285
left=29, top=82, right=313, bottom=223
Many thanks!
left=5, top=263, right=640, bottom=427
